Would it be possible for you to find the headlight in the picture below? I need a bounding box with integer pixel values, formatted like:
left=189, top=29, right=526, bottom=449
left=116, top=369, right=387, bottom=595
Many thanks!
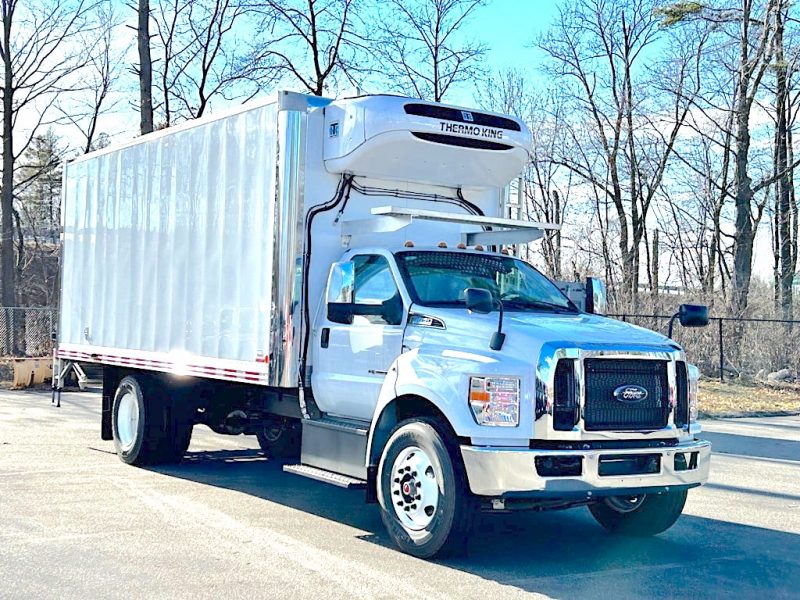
left=468, top=376, right=520, bottom=426
left=687, top=364, right=700, bottom=423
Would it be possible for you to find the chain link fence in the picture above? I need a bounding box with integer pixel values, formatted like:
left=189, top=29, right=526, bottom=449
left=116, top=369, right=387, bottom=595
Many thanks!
left=610, top=313, right=800, bottom=380
left=0, top=307, right=56, bottom=358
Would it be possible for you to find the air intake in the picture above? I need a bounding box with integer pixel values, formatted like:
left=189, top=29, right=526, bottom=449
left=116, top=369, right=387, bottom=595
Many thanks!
left=411, top=132, right=513, bottom=151
left=553, top=359, right=579, bottom=431
left=403, top=103, right=522, bottom=131
left=675, top=361, right=688, bottom=428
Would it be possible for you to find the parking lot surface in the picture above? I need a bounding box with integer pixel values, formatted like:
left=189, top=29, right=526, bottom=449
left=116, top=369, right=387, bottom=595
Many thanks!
left=1, top=389, right=798, bottom=599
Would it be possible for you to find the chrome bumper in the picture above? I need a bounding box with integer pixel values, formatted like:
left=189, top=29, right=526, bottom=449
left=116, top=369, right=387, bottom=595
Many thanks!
left=460, top=439, right=711, bottom=498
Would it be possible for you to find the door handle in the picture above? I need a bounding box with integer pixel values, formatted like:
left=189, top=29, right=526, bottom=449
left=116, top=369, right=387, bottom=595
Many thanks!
left=321, top=328, right=330, bottom=348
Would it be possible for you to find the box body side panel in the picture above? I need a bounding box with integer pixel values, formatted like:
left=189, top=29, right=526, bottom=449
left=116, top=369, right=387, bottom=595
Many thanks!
left=59, top=103, right=278, bottom=368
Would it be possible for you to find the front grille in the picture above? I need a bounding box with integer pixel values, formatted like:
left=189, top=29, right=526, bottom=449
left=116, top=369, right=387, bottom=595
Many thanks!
left=583, top=359, right=669, bottom=431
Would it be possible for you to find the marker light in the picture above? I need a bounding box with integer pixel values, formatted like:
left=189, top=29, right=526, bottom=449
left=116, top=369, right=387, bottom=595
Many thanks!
left=469, top=376, right=520, bottom=426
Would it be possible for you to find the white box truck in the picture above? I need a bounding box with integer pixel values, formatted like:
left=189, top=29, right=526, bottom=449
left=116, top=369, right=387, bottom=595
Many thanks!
left=54, top=91, right=711, bottom=558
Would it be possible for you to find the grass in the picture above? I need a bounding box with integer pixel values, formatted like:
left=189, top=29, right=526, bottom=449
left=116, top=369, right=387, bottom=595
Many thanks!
left=699, top=379, right=800, bottom=418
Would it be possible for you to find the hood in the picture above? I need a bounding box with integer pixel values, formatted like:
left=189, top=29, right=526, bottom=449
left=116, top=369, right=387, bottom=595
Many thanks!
left=502, top=312, right=673, bottom=349
left=404, top=306, right=678, bottom=364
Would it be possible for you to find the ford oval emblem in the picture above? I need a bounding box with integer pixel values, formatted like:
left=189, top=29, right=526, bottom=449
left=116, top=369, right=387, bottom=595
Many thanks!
left=613, top=385, right=648, bottom=403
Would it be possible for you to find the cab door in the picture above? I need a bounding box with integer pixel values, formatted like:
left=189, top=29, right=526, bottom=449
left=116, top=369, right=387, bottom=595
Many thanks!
left=311, top=254, right=406, bottom=421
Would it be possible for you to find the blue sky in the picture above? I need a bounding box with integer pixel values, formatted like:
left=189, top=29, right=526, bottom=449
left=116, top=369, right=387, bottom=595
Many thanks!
left=464, top=0, right=557, bottom=70
left=451, top=0, right=558, bottom=106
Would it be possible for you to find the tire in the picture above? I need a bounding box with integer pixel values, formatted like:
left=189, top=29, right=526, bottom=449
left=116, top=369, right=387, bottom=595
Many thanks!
left=112, top=375, right=162, bottom=466
left=256, top=417, right=300, bottom=460
left=377, top=417, right=475, bottom=559
left=589, top=489, right=688, bottom=536
left=111, top=375, right=192, bottom=466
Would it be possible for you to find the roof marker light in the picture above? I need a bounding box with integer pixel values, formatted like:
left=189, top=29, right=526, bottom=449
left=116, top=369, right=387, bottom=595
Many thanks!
left=456, top=243, right=466, bottom=249
left=438, top=241, right=448, bottom=248
left=404, top=240, right=415, bottom=247
left=474, top=244, right=484, bottom=251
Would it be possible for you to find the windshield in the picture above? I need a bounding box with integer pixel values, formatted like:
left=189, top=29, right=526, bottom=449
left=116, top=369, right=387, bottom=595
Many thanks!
left=394, top=250, right=577, bottom=312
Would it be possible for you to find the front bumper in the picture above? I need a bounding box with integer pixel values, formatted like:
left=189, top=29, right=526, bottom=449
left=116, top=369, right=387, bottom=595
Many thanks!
left=460, top=438, right=711, bottom=498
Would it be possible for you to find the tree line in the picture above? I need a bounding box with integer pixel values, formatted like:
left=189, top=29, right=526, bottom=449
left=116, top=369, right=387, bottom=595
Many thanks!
left=2, top=0, right=799, bottom=331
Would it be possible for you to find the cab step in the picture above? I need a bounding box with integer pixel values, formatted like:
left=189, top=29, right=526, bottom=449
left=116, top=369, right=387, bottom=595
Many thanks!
left=283, top=464, right=366, bottom=489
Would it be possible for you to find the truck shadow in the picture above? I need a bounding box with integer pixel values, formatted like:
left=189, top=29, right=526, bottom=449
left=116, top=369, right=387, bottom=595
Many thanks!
left=152, top=449, right=800, bottom=597
left=700, top=430, right=800, bottom=462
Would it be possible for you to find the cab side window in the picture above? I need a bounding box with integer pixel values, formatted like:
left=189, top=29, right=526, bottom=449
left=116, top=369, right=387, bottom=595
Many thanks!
left=352, top=255, right=403, bottom=325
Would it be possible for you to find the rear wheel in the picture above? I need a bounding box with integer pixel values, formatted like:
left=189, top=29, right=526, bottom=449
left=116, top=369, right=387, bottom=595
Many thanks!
left=112, top=375, right=192, bottom=465
left=377, top=417, right=475, bottom=558
left=112, top=376, right=160, bottom=465
left=589, top=489, right=688, bottom=536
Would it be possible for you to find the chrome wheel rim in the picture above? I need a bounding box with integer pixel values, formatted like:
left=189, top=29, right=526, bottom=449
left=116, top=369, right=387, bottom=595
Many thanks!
left=605, top=494, right=645, bottom=513
left=116, top=390, right=139, bottom=452
left=389, top=445, right=439, bottom=531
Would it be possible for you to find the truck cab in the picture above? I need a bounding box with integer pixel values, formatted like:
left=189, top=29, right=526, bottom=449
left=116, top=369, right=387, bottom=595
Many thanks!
left=302, top=242, right=710, bottom=557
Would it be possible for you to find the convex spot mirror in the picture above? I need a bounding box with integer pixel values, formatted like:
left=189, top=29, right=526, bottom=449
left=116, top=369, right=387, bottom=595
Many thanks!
left=679, top=304, right=709, bottom=328
left=327, top=261, right=354, bottom=324
left=465, top=287, right=494, bottom=314
left=585, top=277, right=607, bottom=315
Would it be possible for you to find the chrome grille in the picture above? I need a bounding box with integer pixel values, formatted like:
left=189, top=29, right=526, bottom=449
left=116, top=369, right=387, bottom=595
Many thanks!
left=583, top=359, right=669, bottom=431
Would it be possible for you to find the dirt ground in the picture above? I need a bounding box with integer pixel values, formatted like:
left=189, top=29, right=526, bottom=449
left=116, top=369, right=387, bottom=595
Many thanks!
left=699, top=379, right=800, bottom=418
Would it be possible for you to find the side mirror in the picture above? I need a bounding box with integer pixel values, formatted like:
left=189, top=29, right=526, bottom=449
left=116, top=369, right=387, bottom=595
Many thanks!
left=667, top=303, right=709, bottom=339
left=327, top=297, right=402, bottom=325
left=465, top=288, right=494, bottom=314
left=679, top=304, right=709, bottom=328
left=327, top=302, right=354, bottom=324
left=585, top=277, right=607, bottom=315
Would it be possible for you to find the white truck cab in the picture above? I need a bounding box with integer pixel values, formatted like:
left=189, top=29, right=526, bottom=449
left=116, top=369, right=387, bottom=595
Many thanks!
left=55, top=91, right=711, bottom=559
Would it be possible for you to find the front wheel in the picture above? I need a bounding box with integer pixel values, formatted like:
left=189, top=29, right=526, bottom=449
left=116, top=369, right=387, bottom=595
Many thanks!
left=377, top=418, right=475, bottom=558
left=589, top=489, right=688, bottom=536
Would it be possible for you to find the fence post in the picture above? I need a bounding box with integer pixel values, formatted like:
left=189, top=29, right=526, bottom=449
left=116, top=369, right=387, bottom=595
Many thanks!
left=718, top=318, right=724, bottom=383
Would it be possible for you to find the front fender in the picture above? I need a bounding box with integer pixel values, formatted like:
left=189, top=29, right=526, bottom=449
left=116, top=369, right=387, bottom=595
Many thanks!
left=366, top=347, right=532, bottom=467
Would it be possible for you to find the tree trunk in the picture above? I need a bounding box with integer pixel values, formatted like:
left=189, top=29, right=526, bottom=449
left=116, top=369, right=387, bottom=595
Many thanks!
left=1, top=10, right=15, bottom=309
left=138, top=0, right=154, bottom=134
left=775, top=5, right=793, bottom=320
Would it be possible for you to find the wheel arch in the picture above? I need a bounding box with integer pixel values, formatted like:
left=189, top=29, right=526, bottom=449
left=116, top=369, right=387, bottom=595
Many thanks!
left=366, top=394, right=460, bottom=470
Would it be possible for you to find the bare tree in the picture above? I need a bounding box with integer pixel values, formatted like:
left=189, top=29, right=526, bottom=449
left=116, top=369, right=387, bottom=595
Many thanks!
left=771, top=0, right=798, bottom=319
left=660, top=0, right=800, bottom=316
left=249, top=0, right=366, bottom=96
left=539, top=0, right=703, bottom=303
left=59, top=3, right=126, bottom=153
left=376, top=0, right=486, bottom=102
left=0, top=0, right=94, bottom=308
left=481, top=70, right=573, bottom=278
left=152, top=0, right=259, bottom=125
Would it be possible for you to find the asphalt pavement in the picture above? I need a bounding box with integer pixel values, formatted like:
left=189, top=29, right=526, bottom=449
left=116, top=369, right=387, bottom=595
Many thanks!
left=1, top=389, right=798, bottom=599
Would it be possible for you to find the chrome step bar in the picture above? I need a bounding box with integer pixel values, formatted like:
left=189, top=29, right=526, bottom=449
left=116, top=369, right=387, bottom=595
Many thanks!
left=283, top=464, right=366, bottom=489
